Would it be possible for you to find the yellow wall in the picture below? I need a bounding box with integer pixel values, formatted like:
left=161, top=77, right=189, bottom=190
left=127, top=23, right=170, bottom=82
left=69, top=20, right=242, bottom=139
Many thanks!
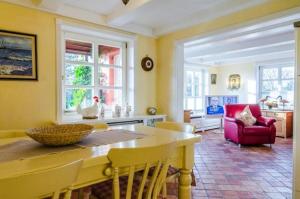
left=135, top=36, right=157, bottom=114
left=157, top=0, right=300, bottom=120
left=0, top=2, right=157, bottom=130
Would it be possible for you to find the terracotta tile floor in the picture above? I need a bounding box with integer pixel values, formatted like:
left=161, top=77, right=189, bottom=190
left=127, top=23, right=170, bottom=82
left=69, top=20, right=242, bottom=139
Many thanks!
left=190, top=130, right=293, bottom=199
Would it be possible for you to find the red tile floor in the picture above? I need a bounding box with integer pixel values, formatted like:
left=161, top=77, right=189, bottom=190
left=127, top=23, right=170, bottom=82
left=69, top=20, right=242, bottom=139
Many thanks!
left=190, top=130, right=293, bottom=199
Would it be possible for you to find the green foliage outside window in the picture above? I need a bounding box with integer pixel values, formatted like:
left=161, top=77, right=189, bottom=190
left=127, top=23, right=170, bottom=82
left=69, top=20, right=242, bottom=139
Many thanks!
left=66, top=65, right=92, bottom=109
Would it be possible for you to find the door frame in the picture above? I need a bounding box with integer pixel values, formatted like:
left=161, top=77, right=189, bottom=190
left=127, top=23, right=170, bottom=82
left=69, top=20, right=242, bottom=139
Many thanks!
left=293, top=21, right=300, bottom=198
left=173, top=7, right=300, bottom=123
left=173, top=11, right=300, bottom=197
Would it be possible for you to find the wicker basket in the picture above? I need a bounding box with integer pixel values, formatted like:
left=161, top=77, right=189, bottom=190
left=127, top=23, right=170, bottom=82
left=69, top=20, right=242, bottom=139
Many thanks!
left=26, top=124, right=94, bottom=146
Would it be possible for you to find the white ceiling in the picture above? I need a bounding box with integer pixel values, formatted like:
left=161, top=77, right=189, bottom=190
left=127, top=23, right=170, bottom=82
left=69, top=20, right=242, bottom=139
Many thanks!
left=64, top=0, right=123, bottom=15
left=3, top=0, right=269, bottom=36
left=184, top=11, right=300, bottom=66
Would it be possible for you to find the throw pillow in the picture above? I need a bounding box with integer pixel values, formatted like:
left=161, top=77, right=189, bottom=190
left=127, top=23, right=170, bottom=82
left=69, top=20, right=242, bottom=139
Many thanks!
left=236, top=105, right=257, bottom=126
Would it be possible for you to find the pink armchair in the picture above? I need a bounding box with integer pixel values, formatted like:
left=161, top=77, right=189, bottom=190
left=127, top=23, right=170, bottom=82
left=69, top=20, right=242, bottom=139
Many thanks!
left=224, top=104, right=276, bottom=146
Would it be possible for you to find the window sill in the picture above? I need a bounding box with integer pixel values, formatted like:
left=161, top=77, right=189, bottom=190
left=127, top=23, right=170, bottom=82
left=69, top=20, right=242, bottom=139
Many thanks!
left=58, top=114, right=167, bottom=125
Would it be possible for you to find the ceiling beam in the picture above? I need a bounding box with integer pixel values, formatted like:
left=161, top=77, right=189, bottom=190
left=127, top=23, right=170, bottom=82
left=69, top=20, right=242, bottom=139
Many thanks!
left=185, top=31, right=294, bottom=58
left=185, top=11, right=300, bottom=48
left=107, top=0, right=154, bottom=26
left=187, top=41, right=294, bottom=60
left=188, top=50, right=294, bottom=66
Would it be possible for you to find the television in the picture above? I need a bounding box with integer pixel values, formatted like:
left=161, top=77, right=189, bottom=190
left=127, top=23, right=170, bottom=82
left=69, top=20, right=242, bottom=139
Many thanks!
left=205, top=95, right=238, bottom=117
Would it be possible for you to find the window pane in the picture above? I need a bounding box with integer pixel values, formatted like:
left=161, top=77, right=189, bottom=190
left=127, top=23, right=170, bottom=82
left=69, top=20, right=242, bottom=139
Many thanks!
left=99, top=89, right=123, bottom=109
left=99, top=67, right=122, bottom=87
left=194, top=72, right=202, bottom=97
left=262, top=68, right=278, bottom=80
left=262, top=80, right=278, bottom=92
left=65, top=64, right=93, bottom=86
left=195, top=98, right=203, bottom=110
left=185, top=71, right=193, bottom=97
left=65, top=88, right=92, bottom=110
left=98, top=45, right=121, bottom=66
left=186, top=98, right=194, bottom=110
left=65, top=40, right=93, bottom=62
left=261, top=92, right=272, bottom=98
left=282, top=80, right=294, bottom=92
left=281, top=67, right=294, bottom=79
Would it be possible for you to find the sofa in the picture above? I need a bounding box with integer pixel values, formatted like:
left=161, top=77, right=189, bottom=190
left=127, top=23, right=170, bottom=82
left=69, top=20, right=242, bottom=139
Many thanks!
left=224, top=104, right=276, bottom=146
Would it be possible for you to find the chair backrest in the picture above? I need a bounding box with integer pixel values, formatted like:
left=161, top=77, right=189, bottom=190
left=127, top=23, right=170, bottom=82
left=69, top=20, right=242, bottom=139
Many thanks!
left=225, top=104, right=262, bottom=118
left=108, top=143, right=176, bottom=199
left=155, top=121, right=195, bottom=133
left=0, top=160, right=82, bottom=199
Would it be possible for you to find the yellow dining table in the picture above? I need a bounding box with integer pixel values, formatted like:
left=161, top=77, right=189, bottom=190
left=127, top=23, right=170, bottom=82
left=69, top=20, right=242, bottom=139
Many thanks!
left=0, top=124, right=201, bottom=199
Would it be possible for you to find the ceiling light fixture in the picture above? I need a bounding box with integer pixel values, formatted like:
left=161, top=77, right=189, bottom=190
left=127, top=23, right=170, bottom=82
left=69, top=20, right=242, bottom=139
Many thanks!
left=122, top=0, right=129, bottom=5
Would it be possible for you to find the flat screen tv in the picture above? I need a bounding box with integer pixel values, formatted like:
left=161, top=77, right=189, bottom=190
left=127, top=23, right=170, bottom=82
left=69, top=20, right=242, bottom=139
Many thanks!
left=205, top=95, right=238, bottom=117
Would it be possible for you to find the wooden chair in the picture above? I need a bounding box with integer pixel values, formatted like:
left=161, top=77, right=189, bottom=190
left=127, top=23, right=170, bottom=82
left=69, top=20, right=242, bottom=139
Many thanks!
left=155, top=121, right=196, bottom=198
left=93, top=123, right=109, bottom=130
left=155, top=121, right=195, bottom=134
left=91, top=143, right=176, bottom=199
left=0, top=160, right=82, bottom=199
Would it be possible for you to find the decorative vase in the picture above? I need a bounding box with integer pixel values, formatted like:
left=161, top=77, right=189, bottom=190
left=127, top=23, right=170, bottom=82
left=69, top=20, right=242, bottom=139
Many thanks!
left=125, top=103, right=132, bottom=117
left=114, top=104, right=121, bottom=118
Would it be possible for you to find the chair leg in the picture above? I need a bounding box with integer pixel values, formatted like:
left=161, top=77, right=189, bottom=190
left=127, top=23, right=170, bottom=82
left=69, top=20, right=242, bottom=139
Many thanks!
left=64, top=190, right=72, bottom=199
left=162, top=182, right=167, bottom=198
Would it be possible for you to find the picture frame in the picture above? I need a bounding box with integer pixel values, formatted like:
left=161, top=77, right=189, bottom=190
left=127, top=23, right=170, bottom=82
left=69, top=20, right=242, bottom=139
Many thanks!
left=0, top=30, right=37, bottom=80
left=211, top=74, right=217, bottom=84
left=228, top=74, right=241, bottom=90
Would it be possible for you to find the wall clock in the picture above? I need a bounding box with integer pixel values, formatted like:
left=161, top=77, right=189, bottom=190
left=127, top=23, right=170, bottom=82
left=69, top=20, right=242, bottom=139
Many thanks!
left=141, top=56, right=154, bottom=71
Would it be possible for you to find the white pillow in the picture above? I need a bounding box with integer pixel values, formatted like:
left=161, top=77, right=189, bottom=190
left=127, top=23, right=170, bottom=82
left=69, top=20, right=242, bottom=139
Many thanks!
left=236, top=105, right=256, bottom=126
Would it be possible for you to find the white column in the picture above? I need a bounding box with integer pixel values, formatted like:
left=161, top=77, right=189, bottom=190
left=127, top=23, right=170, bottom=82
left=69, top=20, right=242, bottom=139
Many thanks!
left=293, top=21, right=300, bottom=199
left=172, top=42, right=185, bottom=122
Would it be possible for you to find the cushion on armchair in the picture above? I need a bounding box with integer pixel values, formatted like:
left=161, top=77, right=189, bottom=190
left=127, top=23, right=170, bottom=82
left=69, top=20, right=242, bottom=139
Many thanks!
left=235, top=105, right=256, bottom=126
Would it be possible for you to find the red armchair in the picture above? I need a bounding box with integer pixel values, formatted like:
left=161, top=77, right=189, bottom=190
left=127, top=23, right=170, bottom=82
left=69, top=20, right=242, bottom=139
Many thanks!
left=224, top=104, right=276, bottom=146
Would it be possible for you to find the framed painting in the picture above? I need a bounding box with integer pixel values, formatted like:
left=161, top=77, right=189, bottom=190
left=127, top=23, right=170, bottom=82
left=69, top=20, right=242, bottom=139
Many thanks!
left=0, top=30, right=37, bottom=80
left=228, top=74, right=241, bottom=90
left=211, top=74, right=217, bottom=84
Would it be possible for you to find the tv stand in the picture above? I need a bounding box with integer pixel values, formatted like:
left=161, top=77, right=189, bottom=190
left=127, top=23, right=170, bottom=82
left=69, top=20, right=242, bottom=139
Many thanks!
left=184, top=110, right=221, bottom=132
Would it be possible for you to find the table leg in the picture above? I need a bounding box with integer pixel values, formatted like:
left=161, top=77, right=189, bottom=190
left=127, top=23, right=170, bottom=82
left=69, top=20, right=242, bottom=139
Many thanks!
left=179, top=169, right=192, bottom=199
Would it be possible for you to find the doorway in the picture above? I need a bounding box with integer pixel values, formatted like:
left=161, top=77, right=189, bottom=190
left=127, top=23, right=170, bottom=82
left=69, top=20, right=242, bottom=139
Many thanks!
left=173, top=10, right=300, bottom=198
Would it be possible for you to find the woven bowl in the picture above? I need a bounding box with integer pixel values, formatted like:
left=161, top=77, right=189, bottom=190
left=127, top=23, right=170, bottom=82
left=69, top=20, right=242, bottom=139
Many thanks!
left=26, top=124, right=94, bottom=146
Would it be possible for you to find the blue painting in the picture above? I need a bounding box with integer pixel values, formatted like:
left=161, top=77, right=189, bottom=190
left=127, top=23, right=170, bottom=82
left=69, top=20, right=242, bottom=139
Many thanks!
left=0, top=30, right=37, bottom=80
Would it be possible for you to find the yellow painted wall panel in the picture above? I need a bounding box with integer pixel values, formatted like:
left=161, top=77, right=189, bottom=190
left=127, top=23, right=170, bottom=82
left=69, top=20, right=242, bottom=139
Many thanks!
left=135, top=35, right=157, bottom=114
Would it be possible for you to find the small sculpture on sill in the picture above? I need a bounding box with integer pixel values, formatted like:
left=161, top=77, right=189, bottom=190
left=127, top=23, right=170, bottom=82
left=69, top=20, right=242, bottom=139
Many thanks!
left=147, top=107, right=157, bottom=115
left=99, top=104, right=105, bottom=118
left=125, top=103, right=132, bottom=117
left=76, top=96, right=99, bottom=119
left=113, top=104, right=122, bottom=118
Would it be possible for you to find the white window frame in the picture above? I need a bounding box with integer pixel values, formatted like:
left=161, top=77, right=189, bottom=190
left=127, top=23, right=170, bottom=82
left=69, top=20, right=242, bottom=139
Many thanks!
left=56, top=20, right=136, bottom=123
left=258, top=64, right=295, bottom=105
left=183, top=66, right=209, bottom=114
